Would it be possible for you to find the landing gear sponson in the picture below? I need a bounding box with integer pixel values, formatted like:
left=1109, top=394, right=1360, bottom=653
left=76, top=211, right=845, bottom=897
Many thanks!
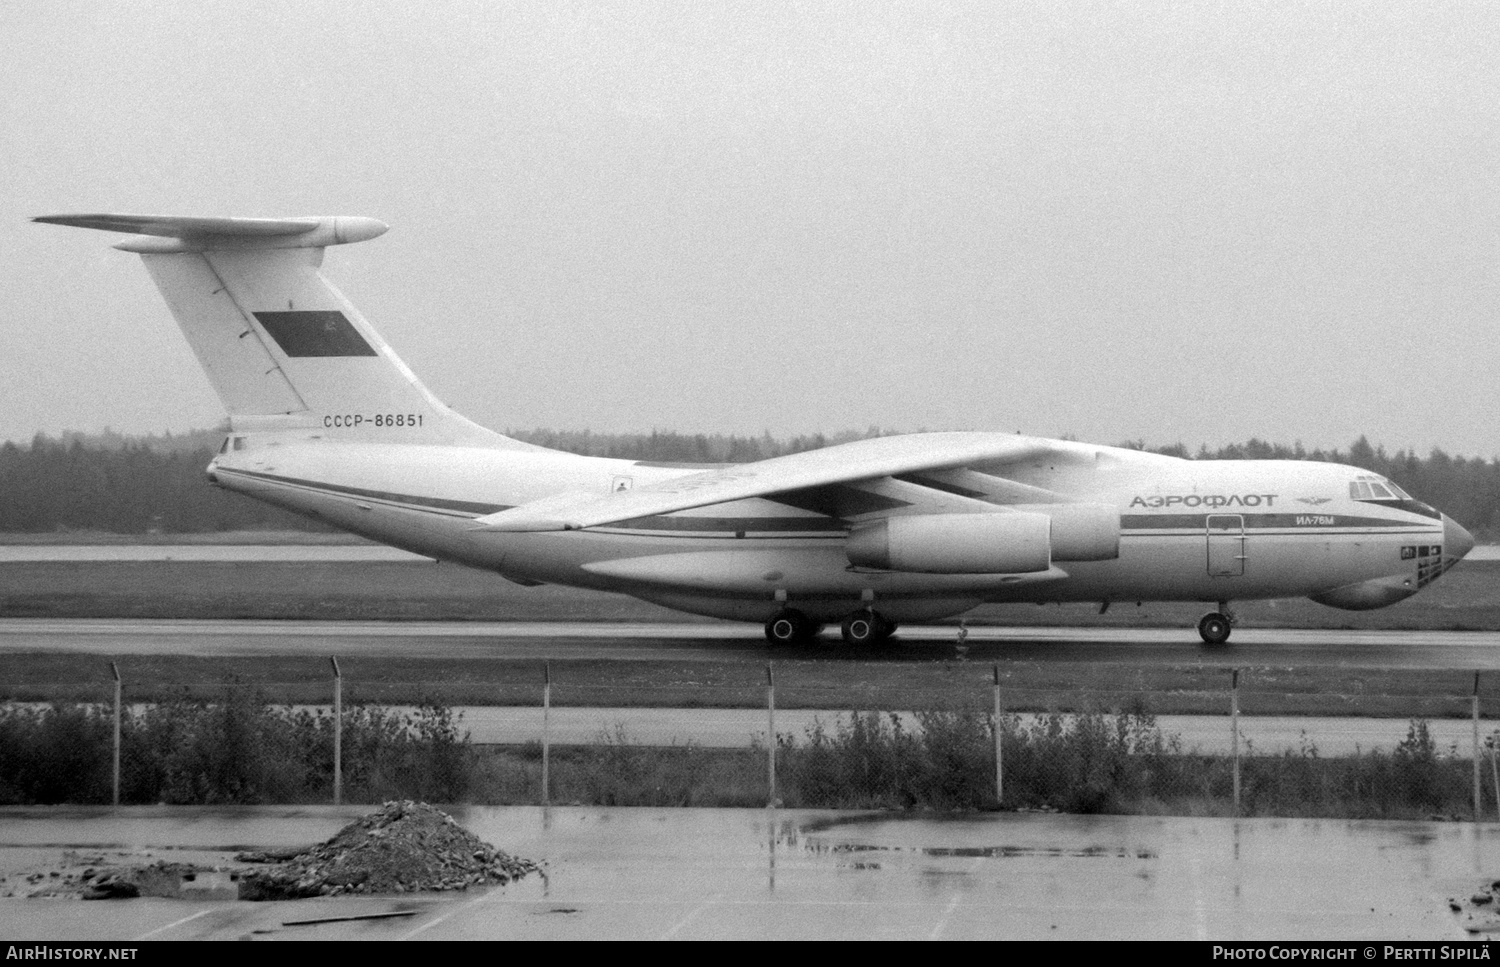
left=1197, top=601, right=1235, bottom=645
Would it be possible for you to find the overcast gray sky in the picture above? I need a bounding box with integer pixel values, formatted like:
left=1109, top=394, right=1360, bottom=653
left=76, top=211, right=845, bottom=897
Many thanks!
left=2, top=1, right=1496, bottom=457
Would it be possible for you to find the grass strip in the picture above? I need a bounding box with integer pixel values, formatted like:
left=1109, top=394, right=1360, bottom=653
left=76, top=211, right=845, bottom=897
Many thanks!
left=5, top=654, right=1500, bottom=720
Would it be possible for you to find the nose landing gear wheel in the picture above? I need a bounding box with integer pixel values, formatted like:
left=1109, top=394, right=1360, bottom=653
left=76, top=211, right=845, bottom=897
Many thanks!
left=765, top=608, right=817, bottom=644
left=840, top=610, right=895, bottom=646
left=1197, top=612, right=1232, bottom=645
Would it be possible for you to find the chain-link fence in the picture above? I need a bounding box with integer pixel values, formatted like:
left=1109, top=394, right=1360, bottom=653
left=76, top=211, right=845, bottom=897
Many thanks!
left=3, top=662, right=1500, bottom=820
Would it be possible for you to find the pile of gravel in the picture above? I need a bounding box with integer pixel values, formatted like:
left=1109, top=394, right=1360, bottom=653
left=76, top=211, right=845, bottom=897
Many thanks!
left=238, top=800, right=540, bottom=900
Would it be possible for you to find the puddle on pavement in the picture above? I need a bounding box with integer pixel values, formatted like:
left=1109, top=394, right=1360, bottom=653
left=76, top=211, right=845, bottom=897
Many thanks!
left=776, top=815, right=1158, bottom=863
left=797, top=841, right=1155, bottom=859
left=776, top=828, right=1156, bottom=861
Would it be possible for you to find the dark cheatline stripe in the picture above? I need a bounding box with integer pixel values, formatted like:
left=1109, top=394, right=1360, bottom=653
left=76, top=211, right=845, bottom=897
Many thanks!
left=223, top=468, right=508, bottom=516
left=1123, top=513, right=1433, bottom=531
left=254, top=311, right=378, bottom=358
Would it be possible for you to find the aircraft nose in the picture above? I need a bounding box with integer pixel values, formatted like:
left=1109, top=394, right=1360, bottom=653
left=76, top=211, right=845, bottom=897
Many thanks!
left=1444, top=514, right=1476, bottom=563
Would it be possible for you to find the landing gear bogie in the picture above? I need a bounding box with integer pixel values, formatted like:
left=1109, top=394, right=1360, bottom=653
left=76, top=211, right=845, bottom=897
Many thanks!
left=840, top=610, right=896, bottom=646
left=765, top=608, right=819, bottom=644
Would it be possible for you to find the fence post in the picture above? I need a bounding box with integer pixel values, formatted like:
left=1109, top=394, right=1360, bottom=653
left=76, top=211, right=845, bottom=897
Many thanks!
left=993, top=664, right=1003, bottom=807
left=542, top=661, right=551, bottom=807
left=330, top=656, right=342, bottom=806
left=1231, top=668, right=1240, bottom=817
left=1490, top=739, right=1499, bottom=824
left=110, top=661, right=121, bottom=809
left=1474, top=671, right=1482, bottom=821
left=767, top=663, right=777, bottom=807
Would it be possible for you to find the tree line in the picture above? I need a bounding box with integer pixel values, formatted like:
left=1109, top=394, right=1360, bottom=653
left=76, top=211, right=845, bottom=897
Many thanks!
left=0, top=432, right=317, bottom=533
left=1, top=429, right=1495, bottom=538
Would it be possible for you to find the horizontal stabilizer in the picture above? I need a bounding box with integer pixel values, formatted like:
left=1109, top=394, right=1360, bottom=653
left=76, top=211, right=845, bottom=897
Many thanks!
left=33, top=213, right=387, bottom=252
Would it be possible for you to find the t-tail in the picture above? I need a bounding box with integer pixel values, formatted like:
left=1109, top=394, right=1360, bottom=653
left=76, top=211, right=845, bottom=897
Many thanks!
left=32, top=213, right=521, bottom=448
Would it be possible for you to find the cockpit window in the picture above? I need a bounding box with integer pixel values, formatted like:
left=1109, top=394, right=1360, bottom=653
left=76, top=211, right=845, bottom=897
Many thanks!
left=1351, top=474, right=1408, bottom=501
left=1350, top=474, right=1440, bottom=519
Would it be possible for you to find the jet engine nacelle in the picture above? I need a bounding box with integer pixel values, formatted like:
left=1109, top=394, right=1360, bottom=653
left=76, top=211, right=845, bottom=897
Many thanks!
left=845, top=504, right=1120, bottom=574
left=1018, top=502, right=1121, bottom=562
left=847, top=512, right=1052, bottom=573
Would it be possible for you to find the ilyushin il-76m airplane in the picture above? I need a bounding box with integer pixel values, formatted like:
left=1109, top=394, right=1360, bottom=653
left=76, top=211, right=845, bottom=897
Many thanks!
left=35, top=213, right=1477, bottom=647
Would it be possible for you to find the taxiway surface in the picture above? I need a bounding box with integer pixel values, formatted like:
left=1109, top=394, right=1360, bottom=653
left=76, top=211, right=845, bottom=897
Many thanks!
left=2, top=617, right=1499, bottom=668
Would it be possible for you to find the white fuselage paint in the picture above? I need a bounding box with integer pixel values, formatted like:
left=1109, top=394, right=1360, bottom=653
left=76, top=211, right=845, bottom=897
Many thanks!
left=207, top=436, right=1450, bottom=625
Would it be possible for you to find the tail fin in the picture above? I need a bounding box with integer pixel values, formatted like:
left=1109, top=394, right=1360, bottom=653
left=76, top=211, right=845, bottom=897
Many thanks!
left=33, top=213, right=516, bottom=447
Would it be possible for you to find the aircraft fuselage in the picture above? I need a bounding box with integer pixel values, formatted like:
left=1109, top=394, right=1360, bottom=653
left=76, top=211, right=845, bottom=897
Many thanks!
left=207, top=435, right=1464, bottom=625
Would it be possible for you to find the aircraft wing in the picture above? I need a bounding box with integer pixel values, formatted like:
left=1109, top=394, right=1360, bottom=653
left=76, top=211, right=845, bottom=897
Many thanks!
left=473, top=432, right=1064, bottom=532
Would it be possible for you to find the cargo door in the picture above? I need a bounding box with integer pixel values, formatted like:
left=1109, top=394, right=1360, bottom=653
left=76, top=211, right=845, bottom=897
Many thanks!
left=1207, top=514, right=1246, bottom=576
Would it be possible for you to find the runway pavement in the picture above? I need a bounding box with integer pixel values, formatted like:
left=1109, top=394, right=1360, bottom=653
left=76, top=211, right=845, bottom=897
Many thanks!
left=2, top=617, right=1499, bottom=667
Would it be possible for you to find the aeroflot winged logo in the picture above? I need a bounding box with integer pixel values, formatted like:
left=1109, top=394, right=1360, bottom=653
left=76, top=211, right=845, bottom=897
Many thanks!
left=1130, top=494, right=1279, bottom=509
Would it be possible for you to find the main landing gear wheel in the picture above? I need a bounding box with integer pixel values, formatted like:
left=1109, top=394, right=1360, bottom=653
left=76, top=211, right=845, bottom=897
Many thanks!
left=1197, top=612, right=1232, bottom=645
left=840, top=610, right=895, bottom=646
left=765, top=608, right=818, bottom=644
